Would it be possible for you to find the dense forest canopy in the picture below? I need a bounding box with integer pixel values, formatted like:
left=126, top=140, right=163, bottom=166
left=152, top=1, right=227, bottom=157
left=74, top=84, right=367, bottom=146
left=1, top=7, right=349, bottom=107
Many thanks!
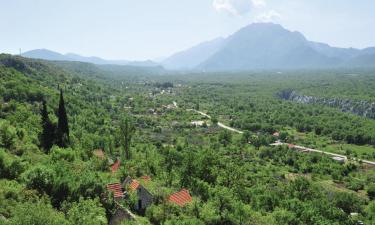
left=0, top=54, right=375, bottom=225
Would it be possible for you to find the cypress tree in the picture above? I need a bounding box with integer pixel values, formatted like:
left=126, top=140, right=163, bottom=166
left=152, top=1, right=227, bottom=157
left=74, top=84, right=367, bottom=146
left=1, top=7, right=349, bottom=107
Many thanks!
left=120, top=116, right=135, bottom=161
left=40, top=100, right=55, bottom=152
left=57, top=89, right=69, bottom=147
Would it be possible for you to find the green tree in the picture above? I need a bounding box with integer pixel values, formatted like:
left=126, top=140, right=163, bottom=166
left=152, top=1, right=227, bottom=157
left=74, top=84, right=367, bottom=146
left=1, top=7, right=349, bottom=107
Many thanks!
left=250, top=135, right=261, bottom=150
left=219, top=130, right=232, bottom=147
left=40, top=100, right=55, bottom=152
left=9, top=201, right=69, bottom=225
left=66, top=198, right=107, bottom=225
left=0, top=120, right=17, bottom=149
left=367, top=184, right=375, bottom=200
left=120, top=116, right=135, bottom=160
left=211, top=116, right=218, bottom=125
left=56, top=89, right=69, bottom=147
left=241, top=131, right=251, bottom=144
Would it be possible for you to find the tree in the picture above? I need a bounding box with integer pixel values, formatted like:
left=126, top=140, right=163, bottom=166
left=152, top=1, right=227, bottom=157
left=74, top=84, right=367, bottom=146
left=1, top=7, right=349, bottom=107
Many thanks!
left=367, top=184, right=375, bottom=200
left=250, top=135, right=261, bottom=150
left=120, top=116, right=135, bottom=161
left=0, top=120, right=17, bottom=149
left=66, top=198, right=107, bottom=225
left=9, top=201, right=69, bottom=225
left=241, top=131, right=251, bottom=144
left=219, top=130, right=232, bottom=147
left=40, top=100, right=55, bottom=152
left=211, top=116, right=218, bottom=125
left=56, top=89, right=69, bottom=147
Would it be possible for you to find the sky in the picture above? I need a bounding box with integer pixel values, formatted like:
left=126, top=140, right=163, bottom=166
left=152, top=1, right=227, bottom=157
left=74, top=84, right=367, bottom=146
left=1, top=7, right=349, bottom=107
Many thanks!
left=0, top=0, right=375, bottom=61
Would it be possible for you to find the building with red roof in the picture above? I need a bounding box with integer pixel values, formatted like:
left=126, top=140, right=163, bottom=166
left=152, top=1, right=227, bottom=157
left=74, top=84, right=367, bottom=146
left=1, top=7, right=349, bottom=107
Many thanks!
left=168, top=189, right=192, bottom=207
left=106, top=183, right=124, bottom=201
left=122, top=176, right=154, bottom=212
left=128, top=179, right=140, bottom=191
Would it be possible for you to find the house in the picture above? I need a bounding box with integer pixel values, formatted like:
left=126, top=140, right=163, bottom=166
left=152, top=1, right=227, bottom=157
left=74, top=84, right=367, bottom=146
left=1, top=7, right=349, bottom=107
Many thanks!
left=123, top=177, right=154, bottom=212
left=168, top=189, right=193, bottom=207
left=106, top=183, right=124, bottom=202
left=111, top=159, right=120, bottom=173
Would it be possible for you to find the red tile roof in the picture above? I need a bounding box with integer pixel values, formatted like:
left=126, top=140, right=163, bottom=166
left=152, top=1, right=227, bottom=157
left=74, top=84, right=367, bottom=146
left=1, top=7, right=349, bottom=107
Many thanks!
left=129, top=179, right=140, bottom=191
left=111, top=159, right=120, bottom=173
left=106, top=183, right=124, bottom=198
left=168, top=189, right=192, bottom=207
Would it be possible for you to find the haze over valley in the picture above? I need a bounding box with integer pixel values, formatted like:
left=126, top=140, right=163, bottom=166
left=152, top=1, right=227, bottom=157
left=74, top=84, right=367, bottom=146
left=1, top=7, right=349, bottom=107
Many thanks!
left=1, top=1, right=375, bottom=225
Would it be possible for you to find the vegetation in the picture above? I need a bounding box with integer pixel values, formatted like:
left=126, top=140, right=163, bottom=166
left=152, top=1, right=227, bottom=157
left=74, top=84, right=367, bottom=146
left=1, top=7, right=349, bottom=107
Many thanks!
left=0, top=54, right=374, bottom=224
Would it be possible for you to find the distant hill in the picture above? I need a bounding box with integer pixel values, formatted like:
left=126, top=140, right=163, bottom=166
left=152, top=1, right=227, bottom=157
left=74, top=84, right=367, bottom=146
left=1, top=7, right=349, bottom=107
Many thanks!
left=162, top=37, right=226, bottom=70
left=164, top=23, right=375, bottom=71
left=22, top=49, right=160, bottom=67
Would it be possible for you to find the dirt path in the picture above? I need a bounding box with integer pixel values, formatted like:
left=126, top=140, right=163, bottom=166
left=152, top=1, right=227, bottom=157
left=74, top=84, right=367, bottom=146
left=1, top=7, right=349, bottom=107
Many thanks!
left=285, top=143, right=375, bottom=166
left=186, top=108, right=243, bottom=134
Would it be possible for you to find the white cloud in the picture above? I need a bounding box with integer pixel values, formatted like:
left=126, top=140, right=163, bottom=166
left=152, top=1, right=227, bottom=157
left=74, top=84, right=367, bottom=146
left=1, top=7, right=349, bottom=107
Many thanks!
left=252, top=0, right=266, bottom=8
left=213, top=0, right=265, bottom=16
left=253, top=10, right=281, bottom=22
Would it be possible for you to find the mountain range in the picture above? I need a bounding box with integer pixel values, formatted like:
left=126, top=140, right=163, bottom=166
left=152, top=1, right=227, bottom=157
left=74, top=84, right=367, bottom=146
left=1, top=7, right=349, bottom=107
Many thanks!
left=22, top=49, right=159, bottom=67
left=21, top=23, right=375, bottom=71
left=163, top=23, right=375, bottom=71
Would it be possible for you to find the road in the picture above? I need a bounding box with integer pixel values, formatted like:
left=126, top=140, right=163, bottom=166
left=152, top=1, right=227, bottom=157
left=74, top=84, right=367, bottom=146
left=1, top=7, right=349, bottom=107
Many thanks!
left=182, top=102, right=375, bottom=166
left=186, top=109, right=243, bottom=134
left=285, top=143, right=375, bottom=166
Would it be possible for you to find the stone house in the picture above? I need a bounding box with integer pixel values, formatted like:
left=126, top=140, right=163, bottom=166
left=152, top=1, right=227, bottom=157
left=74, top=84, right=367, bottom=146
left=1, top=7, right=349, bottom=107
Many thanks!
left=122, top=176, right=154, bottom=213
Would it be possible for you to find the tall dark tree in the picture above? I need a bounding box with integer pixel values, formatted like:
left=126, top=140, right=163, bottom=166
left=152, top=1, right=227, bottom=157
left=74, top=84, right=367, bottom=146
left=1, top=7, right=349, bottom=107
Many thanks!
left=57, top=89, right=69, bottom=147
left=40, top=100, right=55, bottom=152
left=120, top=116, right=135, bottom=161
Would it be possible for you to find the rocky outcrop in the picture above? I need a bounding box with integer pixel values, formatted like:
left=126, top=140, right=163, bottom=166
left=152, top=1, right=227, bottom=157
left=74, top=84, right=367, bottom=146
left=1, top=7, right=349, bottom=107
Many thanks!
left=278, top=89, right=375, bottom=119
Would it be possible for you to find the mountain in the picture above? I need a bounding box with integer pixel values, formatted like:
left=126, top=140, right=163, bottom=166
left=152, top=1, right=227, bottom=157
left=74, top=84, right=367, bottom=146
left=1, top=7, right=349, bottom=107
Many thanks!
left=22, top=49, right=159, bottom=67
left=22, top=49, right=69, bottom=61
left=164, top=23, right=375, bottom=71
left=162, top=37, right=226, bottom=70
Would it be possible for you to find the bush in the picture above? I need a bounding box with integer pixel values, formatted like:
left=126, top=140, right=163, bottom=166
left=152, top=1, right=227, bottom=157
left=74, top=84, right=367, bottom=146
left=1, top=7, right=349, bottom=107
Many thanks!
left=367, top=184, right=375, bottom=200
left=8, top=201, right=69, bottom=225
left=50, top=146, right=75, bottom=162
left=66, top=198, right=107, bottom=225
left=23, top=165, right=55, bottom=194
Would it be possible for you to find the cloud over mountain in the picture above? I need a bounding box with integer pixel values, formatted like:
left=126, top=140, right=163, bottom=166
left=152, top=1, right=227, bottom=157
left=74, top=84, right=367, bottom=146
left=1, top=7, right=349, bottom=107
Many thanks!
left=213, top=0, right=263, bottom=16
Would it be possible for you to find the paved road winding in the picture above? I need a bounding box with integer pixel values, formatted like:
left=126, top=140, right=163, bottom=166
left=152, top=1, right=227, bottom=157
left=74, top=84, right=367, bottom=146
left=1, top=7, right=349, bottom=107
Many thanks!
left=183, top=103, right=375, bottom=166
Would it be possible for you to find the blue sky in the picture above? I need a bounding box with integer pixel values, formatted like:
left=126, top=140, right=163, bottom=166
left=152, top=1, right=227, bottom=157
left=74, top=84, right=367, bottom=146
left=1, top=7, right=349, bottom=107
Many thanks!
left=1, top=0, right=374, bottom=60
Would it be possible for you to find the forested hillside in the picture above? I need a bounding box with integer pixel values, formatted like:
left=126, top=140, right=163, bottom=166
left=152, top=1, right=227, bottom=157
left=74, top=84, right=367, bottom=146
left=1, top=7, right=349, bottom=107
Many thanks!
left=1, top=55, right=375, bottom=225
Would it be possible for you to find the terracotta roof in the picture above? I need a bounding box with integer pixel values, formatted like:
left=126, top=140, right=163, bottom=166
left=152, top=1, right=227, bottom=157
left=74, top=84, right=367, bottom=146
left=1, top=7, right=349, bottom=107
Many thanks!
left=129, top=179, right=140, bottom=191
left=141, top=176, right=151, bottom=182
left=111, top=159, right=120, bottom=173
left=106, top=183, right=124, bottom=198
left=168, top=189, right=192, bottom=207
left=288, top=144, right=295, bottom=149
